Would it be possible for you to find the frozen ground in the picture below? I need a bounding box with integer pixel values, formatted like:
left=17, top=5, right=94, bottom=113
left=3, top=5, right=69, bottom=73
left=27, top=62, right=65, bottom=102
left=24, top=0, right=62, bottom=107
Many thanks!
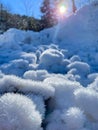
left=0, top=1, right=98, bottom=130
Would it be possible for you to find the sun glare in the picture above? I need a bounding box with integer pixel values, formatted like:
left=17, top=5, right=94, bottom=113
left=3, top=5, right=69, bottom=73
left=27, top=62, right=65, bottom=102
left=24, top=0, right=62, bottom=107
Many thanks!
left=59, top=5, right=66, bottom=14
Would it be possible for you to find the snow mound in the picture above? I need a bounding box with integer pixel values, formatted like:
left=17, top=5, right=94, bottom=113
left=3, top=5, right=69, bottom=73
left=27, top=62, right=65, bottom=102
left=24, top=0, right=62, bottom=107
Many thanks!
left=46, top=109, right=66, bottom=130
left=23, top=70, right=49, bottom=81
left=74, top=88, right=98, bottom=122
left=88, top=77, right=98, bottom=92
left=39, top=49, right=64, bottom=65
left=46, top=107, right=87, bottom=130
left=67, top=61, right=90, bottom=77
left=44, top=77, right=82, bottom=110
left=26, top=94, right=45, bottom=119
left=20, top=52, right=37, bottom=64
left=0, top=75, right=55, bottom=99
left=87, top=73, right=98, bottom=84
left=1, top=59, right=29, bottom=76
left=70, top=55, right=81, bottom=62
left=0, top=93, right=42, bottom=130
left=0, top=71, right=4, bottom=78
left=65, top=107, right=86, bottom=130
left=39, top=49, right=66, bottom=73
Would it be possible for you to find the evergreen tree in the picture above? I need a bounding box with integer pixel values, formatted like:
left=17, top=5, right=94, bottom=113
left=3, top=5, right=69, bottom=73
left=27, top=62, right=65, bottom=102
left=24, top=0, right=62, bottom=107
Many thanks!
left=0, top=3, right=3, bottom=22
left=40, top=0, right=58, bottom=28
left=0, top=3, right=8, bottom=32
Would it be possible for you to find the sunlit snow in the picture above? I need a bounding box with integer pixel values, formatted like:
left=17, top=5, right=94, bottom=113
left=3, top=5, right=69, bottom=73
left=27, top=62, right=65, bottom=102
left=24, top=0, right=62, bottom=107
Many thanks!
left=0, top=1, right=98, bottom=130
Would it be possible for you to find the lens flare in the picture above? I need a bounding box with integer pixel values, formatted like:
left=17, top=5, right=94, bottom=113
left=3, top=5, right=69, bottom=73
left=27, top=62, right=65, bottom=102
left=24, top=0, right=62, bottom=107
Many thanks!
left=59, top=5, right=66, bottom=14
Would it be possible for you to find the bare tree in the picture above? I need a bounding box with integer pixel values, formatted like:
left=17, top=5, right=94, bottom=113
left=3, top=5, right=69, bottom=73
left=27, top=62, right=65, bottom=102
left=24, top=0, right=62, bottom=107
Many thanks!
left=21, top=0, right=34, bottom=16
left=71, top=0, right=77, bottom=13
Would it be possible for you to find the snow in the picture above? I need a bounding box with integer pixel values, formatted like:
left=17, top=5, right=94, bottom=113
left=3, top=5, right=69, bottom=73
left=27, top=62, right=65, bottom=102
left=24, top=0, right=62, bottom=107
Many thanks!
left=70, top=55, right=81, bottom=62
left=26, top=94, right=45, bottom=119
left=67, top=61, right=90, bottom=76
left=20, top=52, right=37, bottom=64
left=44, top=77, right=82, bottom=110
left=1, top=59, right=29, bottom=76
left=74, top=88, right=98, bottom=121
left=0, top=93, right=42, bottom=130
left=64, top=107, right=86, bottom=130
left=23, top=70, right=49, bottom=81
left=0, top=0, right=98, bottom=129
left=46, top=107, right=87, bottom=130
left=0, top=75, right=55, bottom=99
left=39, top=48, right=65, bottom=73
left=39, top=49, right=64, bottom=66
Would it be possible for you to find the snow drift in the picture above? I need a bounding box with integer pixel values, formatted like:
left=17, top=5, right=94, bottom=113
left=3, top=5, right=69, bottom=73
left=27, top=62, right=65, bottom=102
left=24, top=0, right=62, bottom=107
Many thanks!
left=0, top=1, right=98, bottom=130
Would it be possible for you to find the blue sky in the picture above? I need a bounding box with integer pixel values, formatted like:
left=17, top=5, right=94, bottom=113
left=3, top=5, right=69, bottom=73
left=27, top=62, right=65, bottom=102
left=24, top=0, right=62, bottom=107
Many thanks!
left=1, top=0, right=43, bottom=18
left=1, top=0, right=92, bottom=19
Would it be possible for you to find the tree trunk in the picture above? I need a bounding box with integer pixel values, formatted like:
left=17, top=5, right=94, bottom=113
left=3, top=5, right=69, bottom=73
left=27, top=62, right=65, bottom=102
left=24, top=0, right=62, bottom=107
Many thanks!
left=72, top=0, right=77, bottom=13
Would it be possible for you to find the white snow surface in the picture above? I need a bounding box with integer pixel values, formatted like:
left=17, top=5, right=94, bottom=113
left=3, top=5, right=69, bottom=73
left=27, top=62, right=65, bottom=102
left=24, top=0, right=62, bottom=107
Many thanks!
left=0, top=1, right=98, bottom=130
left=0, top=93, right=42, bottom=130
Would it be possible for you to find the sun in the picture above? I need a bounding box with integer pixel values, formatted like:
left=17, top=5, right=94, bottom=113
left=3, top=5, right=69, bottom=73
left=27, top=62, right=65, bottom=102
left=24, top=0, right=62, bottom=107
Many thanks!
left=59, top=5, right=66, bottom=14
